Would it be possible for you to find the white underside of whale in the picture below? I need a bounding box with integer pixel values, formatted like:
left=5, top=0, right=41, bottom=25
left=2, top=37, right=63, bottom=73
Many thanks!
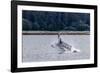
left=63, top=47, right=81, bottom=53
left=51, top=41, right=81, bottom=54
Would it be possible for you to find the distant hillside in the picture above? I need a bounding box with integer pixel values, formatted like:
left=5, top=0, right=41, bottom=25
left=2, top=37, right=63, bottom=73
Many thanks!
left=22, top=10, right=90, bottom=31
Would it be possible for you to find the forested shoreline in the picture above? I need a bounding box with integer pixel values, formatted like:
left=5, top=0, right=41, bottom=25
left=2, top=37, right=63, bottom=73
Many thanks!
left=22, top=10, right=90, bottom=31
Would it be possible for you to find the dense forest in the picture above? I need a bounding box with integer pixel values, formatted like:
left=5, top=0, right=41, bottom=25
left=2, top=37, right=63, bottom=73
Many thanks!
left=22, top=10, right=90, bottom=31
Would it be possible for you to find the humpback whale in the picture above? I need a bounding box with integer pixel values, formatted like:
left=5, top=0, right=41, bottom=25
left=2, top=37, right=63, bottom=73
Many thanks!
left=51, top=33, right=80, bottom=54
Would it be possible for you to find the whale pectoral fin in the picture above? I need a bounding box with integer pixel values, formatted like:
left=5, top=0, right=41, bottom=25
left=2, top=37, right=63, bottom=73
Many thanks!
left=71, top=47, right=80, bottom=53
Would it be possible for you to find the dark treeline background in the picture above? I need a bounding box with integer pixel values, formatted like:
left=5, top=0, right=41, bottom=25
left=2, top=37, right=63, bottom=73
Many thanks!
left=22, top=10, right=90, bottom=31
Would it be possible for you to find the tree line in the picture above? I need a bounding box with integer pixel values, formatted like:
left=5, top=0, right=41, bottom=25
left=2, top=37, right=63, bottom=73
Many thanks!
left=22, top=10, right=90, bottom=31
